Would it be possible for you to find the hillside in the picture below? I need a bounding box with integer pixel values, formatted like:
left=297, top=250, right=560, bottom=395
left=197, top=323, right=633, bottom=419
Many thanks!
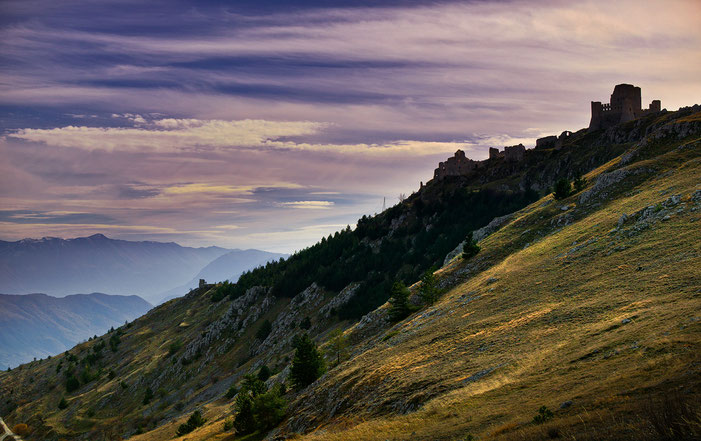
left=0, top=105, right=699, bottom=441
left=0, top=293, right=152, bottom=370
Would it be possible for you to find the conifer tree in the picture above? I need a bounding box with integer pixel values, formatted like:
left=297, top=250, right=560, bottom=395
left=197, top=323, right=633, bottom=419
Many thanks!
left=289, top=333, right=325, bottom=389
left=327, top=328, right=349, bottom=366
left=419, top=269, right=439, bottom=305
left=388, top=281, right=411, bottom=322
left=462, top=232, right=481, bottom=259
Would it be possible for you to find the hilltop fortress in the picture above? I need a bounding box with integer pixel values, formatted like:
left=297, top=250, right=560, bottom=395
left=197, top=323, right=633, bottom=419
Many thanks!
left=433, top=84, right=661, bottom=181
left=589, top=84, right=660, bottom=131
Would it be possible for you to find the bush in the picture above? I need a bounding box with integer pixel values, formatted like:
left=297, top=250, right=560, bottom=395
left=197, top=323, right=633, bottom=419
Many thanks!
left=289, top=334, right=325, bottom=390
left=388, top=281, right=412, bottom=322
left=120, top=380, right=128, bottom=389
left=107, top=369, right=116, bottom=380
left=109, top=333, right=120, bottom=352
left=12, top=424, right=30, bottom=436
left=257, top=365, right=271, bottom=382
left=462, top=232, right=480, bottom=259
left=533, top=405, right=554, bottom=424
left=168, top=339, right=183, bottom=356
left=256, top=319, right=272, bottom=341
left=223, top=419, right=234, bottom=431
left=300, top=316, right=312, bottom=330
left=552, top=178, right=572, bottom=200
left=58, top=397, right=68, bottom=410
left=66, top=375, right=80, bottom=393
left=143, top=387, right=154, bottom=405
left=176, top=410, right=206, bottom=436
left=252, top=388, right=287, bottom=430
left=573, top=174, right=587, bottom=193
left=225, top=384, right=238, bottom=399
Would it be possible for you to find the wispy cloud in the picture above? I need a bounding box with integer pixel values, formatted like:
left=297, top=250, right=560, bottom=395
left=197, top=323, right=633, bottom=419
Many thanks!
left=276, top=200, right=335, bottom=209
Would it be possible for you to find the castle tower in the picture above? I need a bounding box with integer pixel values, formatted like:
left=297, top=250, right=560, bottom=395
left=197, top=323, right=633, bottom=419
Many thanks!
left=589, top=84, right=659, bottom=132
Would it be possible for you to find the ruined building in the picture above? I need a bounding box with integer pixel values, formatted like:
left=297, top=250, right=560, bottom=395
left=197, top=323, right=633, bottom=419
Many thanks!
left=433, top=149, right=477, bottom=180
left=589, top=84, right=660, bottom=131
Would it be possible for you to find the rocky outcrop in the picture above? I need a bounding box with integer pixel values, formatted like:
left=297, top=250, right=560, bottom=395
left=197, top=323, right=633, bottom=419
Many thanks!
left=443, top=213, right=514, bottom=265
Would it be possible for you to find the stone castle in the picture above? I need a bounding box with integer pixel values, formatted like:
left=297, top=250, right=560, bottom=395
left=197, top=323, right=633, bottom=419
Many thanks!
left=589, top=84, right=660, bottom=131
left=432, top=84, right=661, bottom=181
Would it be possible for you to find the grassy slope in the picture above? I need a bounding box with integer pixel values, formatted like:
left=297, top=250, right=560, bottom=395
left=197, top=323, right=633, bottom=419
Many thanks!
left=286, top=122, right=701, bottom=440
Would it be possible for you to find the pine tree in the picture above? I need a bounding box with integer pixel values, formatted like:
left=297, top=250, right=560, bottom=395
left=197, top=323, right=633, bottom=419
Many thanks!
left=388, top=281, right=411, bottom=322
left=418, top=269, right=438, bottom=305
left=58, top=396, right=68, bottom=409
left=289, top=333, right=325, bottom=389
left=552, top=178, right=572, bottom=200
left=233, top=394, right=255, bottom=434
left=462, top=232, right=481, bottom=259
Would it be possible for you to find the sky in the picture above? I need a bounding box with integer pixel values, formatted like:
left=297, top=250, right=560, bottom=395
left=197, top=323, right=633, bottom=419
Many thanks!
left=1, top=0, right=700, bottom=253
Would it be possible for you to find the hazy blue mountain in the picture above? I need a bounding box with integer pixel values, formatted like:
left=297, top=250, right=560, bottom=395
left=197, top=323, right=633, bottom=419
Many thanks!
left=157, top=249, right=288, bottom=304
left=0, top=234, right=230, bottom=304
left=0, top=292, right=152, bottom=370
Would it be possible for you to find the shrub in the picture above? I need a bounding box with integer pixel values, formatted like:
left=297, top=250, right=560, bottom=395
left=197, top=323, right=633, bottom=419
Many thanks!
left=58, top=396, right=68, bottom=409
left=418, top=268, right=439, bottom=304
left=13, top=424, right=30, bottom=436
left=552, top=178, right=572, bottom=200
left=256, top=319, right=272, bottom=341
left=225, top=384, right=238, bottom=399
left=388, top=281, right=412, bottom=322
left=252, top=388, right=287, bottom=430
left=168, top=339, right=183, bottom=356
left=300, top=316, right=312, bottom=330
left=66, top=375, right=80, bottom=393
left=573, top=174, right=587, bottom=193
left=289, top=333, right=325, bottom=390
left=109, top=333, right=120, bottom=352
left=120, top=380, right=128, bottom=389
left=257, top=365, right=271, bottom=382
left=108, top=369, right=116, bottom=380
left=462, top=231, right=480, bottom=259
left=533, top=405, right=554, bottom=424
left=143, top=387, right=154, bottom=405
left=241, top=374, right=267, bottom=397
left=223, top=419, right=234, bottom=431
left=176, top=410, right=206, bottom=436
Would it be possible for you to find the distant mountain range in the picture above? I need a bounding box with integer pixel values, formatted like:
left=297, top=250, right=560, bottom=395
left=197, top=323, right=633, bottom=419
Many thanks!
left=0, top=234, right=286, bottom=304
left=0, top=292, right=152, bottom=370
left=157, top=248, right=289, bottom=304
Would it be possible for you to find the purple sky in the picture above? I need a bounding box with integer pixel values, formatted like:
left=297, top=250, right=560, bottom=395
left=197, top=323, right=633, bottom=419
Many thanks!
left=1, top=0, right=700, bottom=252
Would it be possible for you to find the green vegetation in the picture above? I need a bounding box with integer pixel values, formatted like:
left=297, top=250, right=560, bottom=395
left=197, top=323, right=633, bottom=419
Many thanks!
left=326, top=328, right=349, bottom=365
left=388, top=281, right=413, bottom=322
left=462, top=231, right=480, bottom=259
left=225, top=384, right=238, bottom=399
left=176, top=410, right=206, bottom=436
left=532, top=405, right=554, bottom=424
left=257, top=365, right=271, bottom=382
left=58, top=396, right=68, bottom=410
left=552, top=177, right=572, bottom=200
left=300, top=316, right=312, bottom=330
left=65, top=375, right=79, bottom=393
left=418, top=269, right=439, bottom=304
left=573, top=174, right=587, bottom=193
left=290, top=334, right=325, bottom=389
left=142, top=387, right=153, bottom=405
left=167, top=339, right=183, bottom=356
